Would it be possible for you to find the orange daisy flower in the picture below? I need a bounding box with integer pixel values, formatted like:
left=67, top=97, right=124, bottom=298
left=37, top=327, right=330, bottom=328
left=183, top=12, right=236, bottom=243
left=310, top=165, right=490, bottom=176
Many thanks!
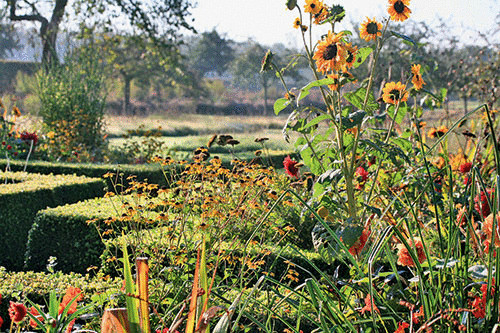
left=382, top=81, right=408, bottom=105
left=313, top=31, right=347, bottom=73
left=304, top=0, right=322, bottom=15
left=343, top=43, right=358, bottom=70
left=313, top=4, right=328, bottom=24
left=388, top=0, right=411, bottom=22
left=293, top=17, right=301, bottom=29
left=411, top=64, right=425, bottom=90
left=397, top=237, right=426, bottom=267
left=360, top=294, right=380, bottom=314
left=359, top=17, right=382, bottom=41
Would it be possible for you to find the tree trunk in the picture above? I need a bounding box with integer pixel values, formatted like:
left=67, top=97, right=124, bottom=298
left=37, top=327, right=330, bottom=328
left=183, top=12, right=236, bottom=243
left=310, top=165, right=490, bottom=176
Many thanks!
left=123, top=74, right=132, bottom=115
left=463, top=96, right=468, bottom=115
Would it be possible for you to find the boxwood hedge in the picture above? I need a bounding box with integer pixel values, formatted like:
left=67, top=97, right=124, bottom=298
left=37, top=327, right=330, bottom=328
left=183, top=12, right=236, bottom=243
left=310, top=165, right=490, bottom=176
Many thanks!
left=0, top=172, right=105, bottom=270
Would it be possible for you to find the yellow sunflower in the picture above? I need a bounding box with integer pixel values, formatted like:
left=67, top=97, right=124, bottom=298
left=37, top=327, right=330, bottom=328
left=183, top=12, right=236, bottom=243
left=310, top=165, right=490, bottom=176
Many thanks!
left=411, top=64, right=425, bottom=90
left=327, top=73, right=339, bottom=91
left=304, top=0, right=322, bottom=15
left=343, top=43, right=358, bottom=70
left=359, top=17, right=382, bottom=41
left=382, top=81, right=408, bottom=105
left=313, top=5, right=328, bottom=24
left=388, top=0, right=411, bottom=22
left=293, top=17, right=301, bottom=29
left=312, top=31, right=347, bottom=73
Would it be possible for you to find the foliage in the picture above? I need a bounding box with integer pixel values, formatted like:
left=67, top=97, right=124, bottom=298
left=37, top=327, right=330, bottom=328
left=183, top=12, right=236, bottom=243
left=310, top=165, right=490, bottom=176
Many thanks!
left=0, top=171, right=104, bottom=270
left=35, top=45, right=108, bottom=162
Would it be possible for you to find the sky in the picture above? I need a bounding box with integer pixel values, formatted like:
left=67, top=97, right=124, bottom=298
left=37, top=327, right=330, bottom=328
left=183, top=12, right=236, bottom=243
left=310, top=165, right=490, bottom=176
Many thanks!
left=189, top=0, right=499, bottom=47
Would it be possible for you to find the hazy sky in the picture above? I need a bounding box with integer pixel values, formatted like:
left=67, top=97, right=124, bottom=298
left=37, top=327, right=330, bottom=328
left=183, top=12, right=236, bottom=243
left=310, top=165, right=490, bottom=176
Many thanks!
left=189, top=0, right=499, bottom=47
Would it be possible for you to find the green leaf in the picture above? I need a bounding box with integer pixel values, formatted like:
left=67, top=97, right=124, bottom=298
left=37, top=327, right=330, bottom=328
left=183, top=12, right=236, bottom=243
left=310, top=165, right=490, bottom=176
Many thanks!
left=343, top=110, right=366, bottom=129
left=338, top=225, right=363, bottom=248
left=302, top=114, right=332, bottom=130
left=387, top=103, right=408, bottom=124
left=274, top=98, right=291, bottom=115
left=353, top=47, right=373, bottom=69
left=390, top=137, right=412, bottom=153
left=298, top=78, right=336, bottom=101
left=344, top=87, right=378, bottom=115
left=391, top=31, right=418, bottom=47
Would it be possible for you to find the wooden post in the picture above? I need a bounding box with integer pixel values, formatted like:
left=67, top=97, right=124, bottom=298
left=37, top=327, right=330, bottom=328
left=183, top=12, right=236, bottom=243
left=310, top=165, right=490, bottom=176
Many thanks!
left=101, top=308, right=130, bottom=333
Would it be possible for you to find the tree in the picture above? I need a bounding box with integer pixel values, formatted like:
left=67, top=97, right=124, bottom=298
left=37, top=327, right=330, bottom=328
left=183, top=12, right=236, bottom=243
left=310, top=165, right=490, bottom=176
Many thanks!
left=0, top=21, right=19, bottom=58
left=187, top=29, right=234, bottom=77
left=1, top=0, right=195, bottom=66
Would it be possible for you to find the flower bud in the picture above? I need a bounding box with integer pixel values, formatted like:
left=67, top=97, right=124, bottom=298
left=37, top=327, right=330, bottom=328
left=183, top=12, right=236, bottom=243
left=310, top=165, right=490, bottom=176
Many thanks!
left=286, top=0, right=296, bottom=10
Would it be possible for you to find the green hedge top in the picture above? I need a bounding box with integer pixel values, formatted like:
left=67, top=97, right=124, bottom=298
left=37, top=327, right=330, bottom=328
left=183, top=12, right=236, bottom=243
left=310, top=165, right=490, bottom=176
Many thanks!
left=0, top=171, right=104, bottom=194
left=0, top=159, right=173, bottom=188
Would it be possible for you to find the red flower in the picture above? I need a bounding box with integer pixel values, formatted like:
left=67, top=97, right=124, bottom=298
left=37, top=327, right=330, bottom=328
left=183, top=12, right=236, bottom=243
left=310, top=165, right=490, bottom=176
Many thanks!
left=156, top=329, right=180, bottom=333
left=360, top=294, right=380, bottom=314
left=9, top=301, right=27, bottom=323
left=475, top=189, right=493, bottom=218
left=356, top=166, right=368, bottom=182
left=397, top=238, right=426, bottom=267
left=59, top=286, right=83, bottom=315
left=283, top=156, right=299, bottom=178
left=20, top=131, right=39, bottom=145
left=6, top=145, right=12, bottom=150
left=0, top=316, right=3, bottom=328
left=459, top=162, right=472, bottom=173
left=394, top=321, right=409, bottom=333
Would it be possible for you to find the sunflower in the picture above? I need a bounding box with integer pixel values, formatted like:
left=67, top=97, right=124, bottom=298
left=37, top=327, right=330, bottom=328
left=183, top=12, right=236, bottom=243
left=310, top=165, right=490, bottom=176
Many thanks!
left=313, top=31, right=346, bottom=73
left=327, top=73, right=339, bottom=91
left=382, top=81, right=408, bottom=105
left=388, top=0, right=411, bottom=22
left=359, top=17, right=382, bottom=41
left=313, top=4, right=328, bottom=24
left=293, top=17, right=301, bottom=29
left=343, top=43, right=358, bottom=69
left=304, top=0, right=322, bottom=15
left=411, top=64, right=425, bottom=90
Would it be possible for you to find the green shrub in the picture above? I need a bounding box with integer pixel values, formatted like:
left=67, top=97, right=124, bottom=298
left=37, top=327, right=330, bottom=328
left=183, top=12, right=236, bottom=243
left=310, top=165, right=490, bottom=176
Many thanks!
left=0, top=171, right=105, bottom=270
left=25, top=195, right=128, bottom=274
left=0, top=159, right=176, bottom=189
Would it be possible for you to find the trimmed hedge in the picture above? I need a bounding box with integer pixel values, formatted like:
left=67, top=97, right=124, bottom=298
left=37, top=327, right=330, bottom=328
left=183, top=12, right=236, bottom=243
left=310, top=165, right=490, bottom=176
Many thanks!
left=0, top=171, right=105, bottom=270
left=0, top=159, right=175, bottom=190
left=0, top=267, right=121, bottom=329
left=25, top=195, right=128, bottom=274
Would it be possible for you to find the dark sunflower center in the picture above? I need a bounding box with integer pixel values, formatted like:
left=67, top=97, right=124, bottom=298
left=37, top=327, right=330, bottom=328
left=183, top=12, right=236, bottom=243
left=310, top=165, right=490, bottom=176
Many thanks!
left=366, top=22, right=378, bottom=35
left=389, top=89, right=400, bottom=100
left=310, top=3, right=316, bottom=9
left=415, top=74, right=421, bottom=81
left=323, top=44, right=338, bottom=60
left=394, top=1, right=405, bottom=14
left=346, top=51, right=354, bottom=63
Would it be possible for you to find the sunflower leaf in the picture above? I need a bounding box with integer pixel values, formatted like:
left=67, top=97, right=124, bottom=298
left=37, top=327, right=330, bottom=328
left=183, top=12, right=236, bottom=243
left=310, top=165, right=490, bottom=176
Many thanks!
left=390, top=31, right=418, bottom=47
left=387, top=103, right=408, bottom=124
left=298, top=78, right=336, bottom=102
left=274, top=98, right=291, bottom=115
left=353, top=47, right=373, bottom=69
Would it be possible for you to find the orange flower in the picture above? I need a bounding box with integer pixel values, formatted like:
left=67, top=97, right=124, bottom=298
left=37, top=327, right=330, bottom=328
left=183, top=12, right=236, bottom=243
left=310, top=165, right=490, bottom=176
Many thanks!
left=411, top=64, right=425, bottom=90
left=359, top=17, right=382, bottom=42
left=382, top=81, right=408, bottom=105
left=343, top=43, right=358, bottom=70
left=304, top=0, right=322, bottom=15
left=349, top=227, right=371, bottom=256
left=360, top=294, right=380, bottom=314
left=388, top=0, right=411, bottom=22
left=293, top=17, right=301, bottom=29
left=397, top=237, right=426, bottom=267
left=411, top=305, right=424, bottom=324
left=482, top=213, right=500, bottom=249
left=327, top=73, right=339, bottom=91
left=395, top=321, right=409, bottom=333
left=29, top=307, right=43, bottom=328
left=313, top=31, right=347, bottom=73
left=312, top=4, right=328, bottom=24
left=59, top=286, right=83, bottom=315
